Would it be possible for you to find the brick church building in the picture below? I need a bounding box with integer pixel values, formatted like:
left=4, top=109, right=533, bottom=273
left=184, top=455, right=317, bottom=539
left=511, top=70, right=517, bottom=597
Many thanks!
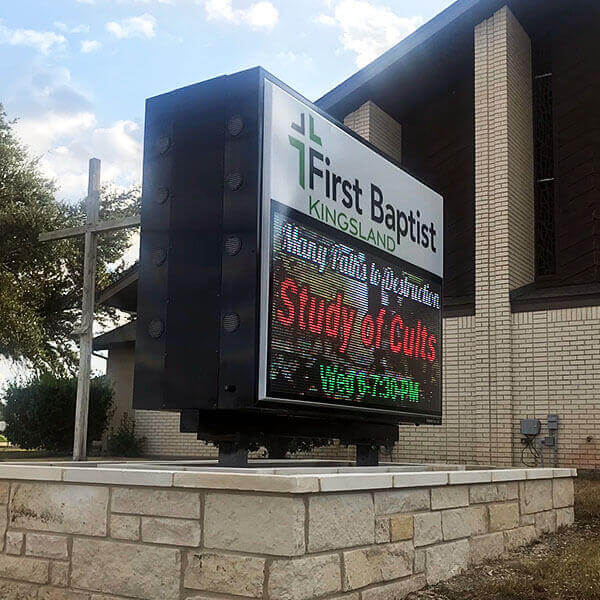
left=95, top=0, right=600, bottom=468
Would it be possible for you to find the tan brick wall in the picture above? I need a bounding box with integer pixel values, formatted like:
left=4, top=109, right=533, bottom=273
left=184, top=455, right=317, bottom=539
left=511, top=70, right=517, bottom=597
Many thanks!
left=134, top=409, right=355, bottom=461
left=135, top=410, right=218, bottom=458
left=394, top=317, right=478, bottom=465
left=512, top=307, right=600, bottom=469
left=472, top=6, right=534, bottom=466
left=506, top=13, right=535, bottom=292
left=394, top=307, right=600, bottom=469
left=344, top=100, right=402, bottom=163
left=388, top=7, right=597, bottom=470
left=104, top=346, right=135, bottom=448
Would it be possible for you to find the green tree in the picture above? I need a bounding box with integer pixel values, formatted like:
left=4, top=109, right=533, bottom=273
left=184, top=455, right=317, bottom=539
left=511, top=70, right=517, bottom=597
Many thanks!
left=0, top=104, right=140, bottom=372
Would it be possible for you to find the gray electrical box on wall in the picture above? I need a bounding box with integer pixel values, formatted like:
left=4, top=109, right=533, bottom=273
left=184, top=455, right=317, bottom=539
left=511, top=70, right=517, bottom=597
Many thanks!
left=521, top=418, right=541, bottom=436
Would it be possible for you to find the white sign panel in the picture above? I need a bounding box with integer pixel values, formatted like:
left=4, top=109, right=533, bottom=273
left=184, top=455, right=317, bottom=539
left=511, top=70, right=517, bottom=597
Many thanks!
left=259, top=79, right=444, bottom=419
left=262, top=79, right=443, bottom=277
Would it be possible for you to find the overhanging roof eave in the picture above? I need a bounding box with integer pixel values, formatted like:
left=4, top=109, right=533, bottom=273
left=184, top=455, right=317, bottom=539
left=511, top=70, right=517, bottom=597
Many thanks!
left=316, top=0, right=498, bottom=115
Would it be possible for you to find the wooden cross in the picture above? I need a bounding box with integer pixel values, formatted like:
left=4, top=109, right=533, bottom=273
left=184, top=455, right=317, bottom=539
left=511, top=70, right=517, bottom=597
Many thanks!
left=39, top=158, right=140, bottom=461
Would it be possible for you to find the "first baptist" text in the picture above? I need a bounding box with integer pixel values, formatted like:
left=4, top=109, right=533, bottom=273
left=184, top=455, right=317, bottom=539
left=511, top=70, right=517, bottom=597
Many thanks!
left=307, top=147, right=438, bottom=253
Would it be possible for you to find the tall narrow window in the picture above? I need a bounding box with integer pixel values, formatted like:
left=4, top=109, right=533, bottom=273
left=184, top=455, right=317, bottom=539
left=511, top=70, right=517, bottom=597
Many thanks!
left=533, top=43, right=556, bottom=278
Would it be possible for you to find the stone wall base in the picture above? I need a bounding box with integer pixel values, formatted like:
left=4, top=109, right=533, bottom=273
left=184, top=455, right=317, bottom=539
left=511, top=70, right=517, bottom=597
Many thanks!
left=0, top=464, right=576, bottom=599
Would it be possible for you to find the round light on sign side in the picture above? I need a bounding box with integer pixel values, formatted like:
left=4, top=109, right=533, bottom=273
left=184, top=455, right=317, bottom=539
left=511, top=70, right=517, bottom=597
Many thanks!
left=223, top=313, right=240, bottom=332
left=227, top=115, right=244, bottom=137
left=148, top=319, right=165, bottom=339
left=225, top=172, right=244, bottom=191
left=224, top=236, right=242, bottom=256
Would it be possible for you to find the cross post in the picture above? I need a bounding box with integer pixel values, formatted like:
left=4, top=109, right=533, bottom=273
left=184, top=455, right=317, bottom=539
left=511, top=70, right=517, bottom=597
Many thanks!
left=39, top=158, right=140, bottom=461
left=72, top=158, right=100, bottom=461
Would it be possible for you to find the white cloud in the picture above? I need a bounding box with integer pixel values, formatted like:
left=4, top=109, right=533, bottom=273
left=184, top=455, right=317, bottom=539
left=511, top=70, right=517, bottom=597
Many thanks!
left=318, top=0, right=424, bottom=67
left=106, top=13, right=157, bottom=39
left=204, top=0, right=278, bottom=30
left=78, top=0, right=173, bottom=3
left=276, top=51, right=313, bottom=67
left=205, top=0, right=234, bottom=20
left=10, top=68, right=142, bottom=202
left=15, top=111, right=97, bottom=154
left=81, top=39, right=102, bottom=53
left=17, top=116, right=142, bottom=201
left=0, top=22, right=66, bottom=55
left=54, top=22, right=90, bottom=34
left=243, top=1, right=278, bottom=29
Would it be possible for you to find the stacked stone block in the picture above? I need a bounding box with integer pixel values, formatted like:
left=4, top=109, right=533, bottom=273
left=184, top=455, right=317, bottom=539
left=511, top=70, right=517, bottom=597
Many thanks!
left=0, top=468, right=575, bottom=599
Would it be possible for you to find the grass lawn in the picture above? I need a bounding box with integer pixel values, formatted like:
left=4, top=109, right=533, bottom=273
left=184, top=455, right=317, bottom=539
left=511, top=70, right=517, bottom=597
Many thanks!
left=411, top=475, right=600, bottom=600
left=0, top=448, right=69, bottom=460
left=0, top=448, right=120, bottom=461
left=0, top=448, right=152, bottom=461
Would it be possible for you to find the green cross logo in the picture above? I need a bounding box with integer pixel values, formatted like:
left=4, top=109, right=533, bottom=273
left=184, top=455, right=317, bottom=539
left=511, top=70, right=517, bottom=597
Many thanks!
left=289, top=112, right=322, bottom=190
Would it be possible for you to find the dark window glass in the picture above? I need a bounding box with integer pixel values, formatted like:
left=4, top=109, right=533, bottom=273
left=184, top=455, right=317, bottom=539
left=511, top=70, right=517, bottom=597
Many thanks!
left=533, top=43, right=556, bottom=278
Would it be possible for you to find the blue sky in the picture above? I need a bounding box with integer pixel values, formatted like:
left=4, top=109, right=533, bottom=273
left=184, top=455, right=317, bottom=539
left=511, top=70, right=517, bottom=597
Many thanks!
left=1, top=0, right=455, bottom=202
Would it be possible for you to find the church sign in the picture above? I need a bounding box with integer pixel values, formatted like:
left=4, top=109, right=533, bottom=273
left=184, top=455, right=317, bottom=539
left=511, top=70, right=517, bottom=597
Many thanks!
left=261, top=80, right=442, bottom=419
left=134, top=68, right=443, bottom=449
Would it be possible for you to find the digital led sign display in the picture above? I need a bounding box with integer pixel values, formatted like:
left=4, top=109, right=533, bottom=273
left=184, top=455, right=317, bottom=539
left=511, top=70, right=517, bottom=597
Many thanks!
left=267, top=204, right=442, bottom=416
left=259, top=79, right=443, bottom=421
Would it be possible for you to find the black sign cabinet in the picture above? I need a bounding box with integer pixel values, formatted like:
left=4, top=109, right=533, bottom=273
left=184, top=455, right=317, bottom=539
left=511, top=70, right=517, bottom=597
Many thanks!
left=134, top=67, right=443, bottom=466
